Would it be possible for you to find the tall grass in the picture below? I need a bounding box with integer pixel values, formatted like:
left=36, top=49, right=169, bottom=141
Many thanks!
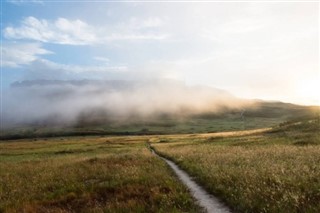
left=0, top=136, right=200, bottom=212
left=153, top=120, right=320, bottom=212
left=1, top=119, right=318, bottom=212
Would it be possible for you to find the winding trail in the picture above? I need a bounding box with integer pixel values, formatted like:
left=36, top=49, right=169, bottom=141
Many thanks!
left=147, top=144, right=232, bottom=213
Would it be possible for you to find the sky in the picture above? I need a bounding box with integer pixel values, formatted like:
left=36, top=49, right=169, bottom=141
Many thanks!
left=1, top=0, right=319, bottom=105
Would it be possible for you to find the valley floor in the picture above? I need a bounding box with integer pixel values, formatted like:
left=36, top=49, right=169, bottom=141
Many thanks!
left=0, top=119, right=319, bottom=212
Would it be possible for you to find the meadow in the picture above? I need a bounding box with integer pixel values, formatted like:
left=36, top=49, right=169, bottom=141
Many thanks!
left=152, top=119, right=320, bottom=212
left=0, top=136, right=200, bottom=213
left=1, top=117, right=319, bottom=212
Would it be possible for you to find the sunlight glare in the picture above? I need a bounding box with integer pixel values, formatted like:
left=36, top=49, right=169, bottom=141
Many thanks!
left=295, top=79, right=320, bottom=105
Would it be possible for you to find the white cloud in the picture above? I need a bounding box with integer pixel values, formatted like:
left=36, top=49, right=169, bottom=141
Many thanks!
left=4, top=17, right=97, bottom=45
left=2, top=42, right=52, bottom=68
left=4, top=16, right=169, bottom=45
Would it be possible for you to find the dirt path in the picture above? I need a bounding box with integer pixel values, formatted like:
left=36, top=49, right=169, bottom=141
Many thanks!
left=148, top=144, right=232, bottom=213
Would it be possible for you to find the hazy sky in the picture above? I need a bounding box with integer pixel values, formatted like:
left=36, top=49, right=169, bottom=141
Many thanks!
left=2, top=1, right=319, bottom=105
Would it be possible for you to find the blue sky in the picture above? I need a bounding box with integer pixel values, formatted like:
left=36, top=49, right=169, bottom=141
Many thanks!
left=1, top=0, right=319, bottom=105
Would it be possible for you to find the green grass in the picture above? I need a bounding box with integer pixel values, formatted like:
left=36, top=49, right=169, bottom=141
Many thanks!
left=152, top=119, right=320, bottom=213
left=0, top=136, right=200, bottom=213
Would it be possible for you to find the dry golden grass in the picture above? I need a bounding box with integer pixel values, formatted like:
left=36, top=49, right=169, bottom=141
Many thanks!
left=152, top=120, right=320, bottom=212
left=1, top=120, right=318, bottom=212
left=0, top=136, right=200, bottom=213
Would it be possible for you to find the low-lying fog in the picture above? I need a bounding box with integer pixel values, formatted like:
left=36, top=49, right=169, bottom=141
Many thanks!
left=2, top=79, right=252, bottom=128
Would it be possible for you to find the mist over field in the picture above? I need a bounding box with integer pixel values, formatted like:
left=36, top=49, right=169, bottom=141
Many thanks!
left=2, top=79, right=252, bottom=128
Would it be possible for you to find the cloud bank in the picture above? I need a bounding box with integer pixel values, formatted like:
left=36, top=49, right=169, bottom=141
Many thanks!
left=2, top=79, right=249, bottom=128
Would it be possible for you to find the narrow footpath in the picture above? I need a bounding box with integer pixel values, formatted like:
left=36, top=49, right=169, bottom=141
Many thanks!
left=147, top=144, right=232, bottom=213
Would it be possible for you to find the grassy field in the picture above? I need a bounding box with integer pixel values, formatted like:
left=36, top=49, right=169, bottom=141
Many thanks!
left=0, top=136, right=201, bottom=213
left=1, top=117, right=319, bottom=212
left=152, top=119, right=320, bottom=212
